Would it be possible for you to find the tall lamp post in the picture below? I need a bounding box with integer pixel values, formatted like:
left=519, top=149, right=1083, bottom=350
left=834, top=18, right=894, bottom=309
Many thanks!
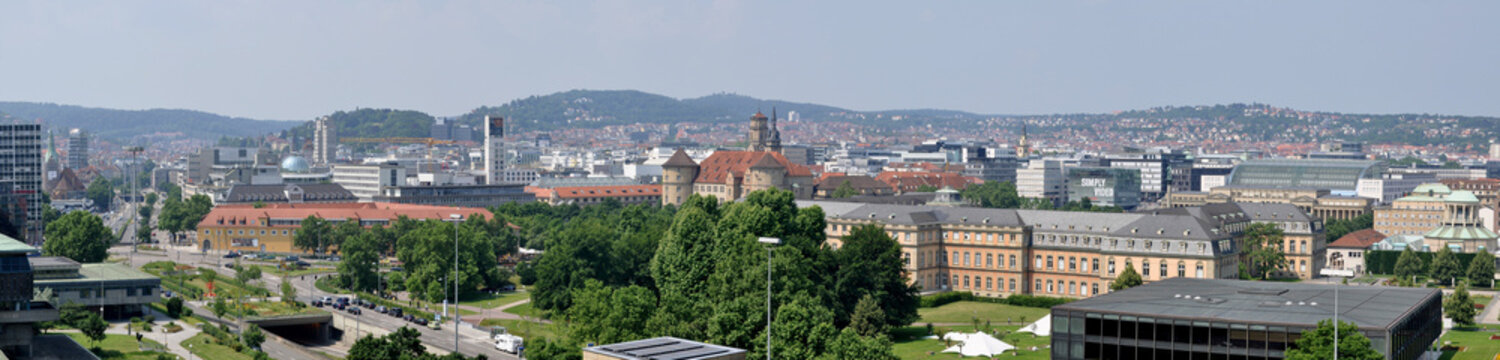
left=1321, top=268, right=1354, bottom=359
left=449, top=213, right=462, bottom=355
left=757, top=237, right=780, bottom=360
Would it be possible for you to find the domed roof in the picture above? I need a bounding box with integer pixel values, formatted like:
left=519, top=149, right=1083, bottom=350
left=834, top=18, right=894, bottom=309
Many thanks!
left=1412, top=183, right=1452, bottom=196
left=281, top=156, right=311, bottom=173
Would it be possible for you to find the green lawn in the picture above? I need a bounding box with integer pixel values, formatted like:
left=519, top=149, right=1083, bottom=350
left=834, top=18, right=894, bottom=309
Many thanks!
left=916, top=301, right=1050, bottom=326
left=67, top=333, right=179, bottom=360
left=241, top=300, right=326, bottom=318
left=1438, top=324, right=1500, bottom=360
left=182, top=334, right=256, bottom=360
left=892, top=325, right=1050, bottom=360
left=478, top=318, right=561, bottom=340
left=459, top=291, right=530, bottom=309
left=251, top=264, right=334, bottom=278
left=503, top=302, right=546, bottom=319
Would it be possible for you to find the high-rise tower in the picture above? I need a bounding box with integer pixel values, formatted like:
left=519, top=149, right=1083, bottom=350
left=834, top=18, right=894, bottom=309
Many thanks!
left=0, top=124, right=43, bottom=242
left=484, top=115, right=507, bottom=185
left=313, top=116, right=337, bottom=166
left=66, top=128, right=88, bottom=169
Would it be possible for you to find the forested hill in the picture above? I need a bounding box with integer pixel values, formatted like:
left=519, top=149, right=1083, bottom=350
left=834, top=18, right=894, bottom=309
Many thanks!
left=281, top=108, right=436, bottom=143
left=0, top=102, right=295, bottom=141
left=451, top=89, right=991, bottom=132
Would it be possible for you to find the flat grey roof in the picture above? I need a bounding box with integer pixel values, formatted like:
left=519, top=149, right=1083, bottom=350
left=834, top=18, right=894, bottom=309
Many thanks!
left=1055, top=278, right=1438, bottom=331
left=582, top=337, right=746, bottom=360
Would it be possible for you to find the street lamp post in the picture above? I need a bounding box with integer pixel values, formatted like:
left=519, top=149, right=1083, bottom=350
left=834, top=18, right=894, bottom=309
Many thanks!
left=1321, top=268, right=1354, bottom=359
left=757, top=237, right=780, bottom=360
left=450, top=213, right=462, bottom=356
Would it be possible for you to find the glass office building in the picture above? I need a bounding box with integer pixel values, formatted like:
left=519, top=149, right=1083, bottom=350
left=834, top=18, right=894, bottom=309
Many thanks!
left=1050, top=278, right=1440, bottom=360
left=1227, top=159, right=1382, bottom=193
left=1067, top=167, right=1142, bottom=210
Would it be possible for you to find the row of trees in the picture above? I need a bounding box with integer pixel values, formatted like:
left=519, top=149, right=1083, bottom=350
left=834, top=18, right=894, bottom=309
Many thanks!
left=523, top=189, right=912, bottom=359
left=1323, top=213, right=1373, bottom=244
left=960, top=181, right=1123, bottom=212
left=316, top=213, right=521, bottom=302
left=156, top=191, right=213, bottom=244
left=1393, top=246, right=1496, bottom=287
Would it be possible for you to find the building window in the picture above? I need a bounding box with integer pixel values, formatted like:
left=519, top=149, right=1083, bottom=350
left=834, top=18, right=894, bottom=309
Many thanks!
left=1092, top=283, right=1099, bottom=295
left=1161, top=262, right=1168, bottom=278
left=1010, top=255, right=1017, bottom=269
left=1142, top=260, right=1151, bottom=277
left=963, top=276, right=970, bottom=288
left=964, top=252, right=971, bottom=266
left=1178, top=262, right=1186, bottom=278
left=1035, top=280, right=1041, bottom=291
left=1300, top=260, right=1307, bottom=273
left=1108, top=258, right=1116, bottom=274
left=952, top=252, right=958, bottom=265
left=1196, top=263, right=1205, bottom=278
left=1035, top=255, right=1043, bottom=269
left=1046, top=280, right=1054, bottom=293
left=986, top=254, right=993, bottom=268
left=1069, top=257, right=1077, bottom=271
left=1047, top=256, right=1054, bottom=269
left=951, top=275, right=958, bottom=288
left=1092, top=259, right=1099, bottom=273
left=1069, top=282, right=1076, bottom=295
left=986, top=277, right=993, bottom=290
left=1010, top=279, right=1016, bottom=292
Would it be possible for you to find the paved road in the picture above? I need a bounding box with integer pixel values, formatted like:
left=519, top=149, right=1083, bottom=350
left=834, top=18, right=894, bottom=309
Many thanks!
left=115, top=232, right=520, bottom=360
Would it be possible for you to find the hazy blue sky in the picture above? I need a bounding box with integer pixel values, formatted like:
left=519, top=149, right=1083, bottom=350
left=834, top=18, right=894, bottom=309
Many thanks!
left=1, top=1, right=1496, bottom=120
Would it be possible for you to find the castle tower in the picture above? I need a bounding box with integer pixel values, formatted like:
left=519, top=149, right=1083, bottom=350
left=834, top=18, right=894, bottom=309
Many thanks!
left=661, top=149, right=699, bottom=206
left=748, top=154, right=785, bottom=194
left=747, top=111, right=769, bottom=152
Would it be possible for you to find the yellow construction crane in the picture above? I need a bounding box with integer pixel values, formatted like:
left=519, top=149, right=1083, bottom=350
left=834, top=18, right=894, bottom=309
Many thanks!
left=339, top=137, right=458, bottom=146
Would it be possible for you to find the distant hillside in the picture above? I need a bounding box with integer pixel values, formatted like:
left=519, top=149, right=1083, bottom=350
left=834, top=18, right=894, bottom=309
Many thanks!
left=0, top=102, right=295, bottom=141
left=451, top=90, right=989, bottom=132
left=282, top=108, right=436, bottom=143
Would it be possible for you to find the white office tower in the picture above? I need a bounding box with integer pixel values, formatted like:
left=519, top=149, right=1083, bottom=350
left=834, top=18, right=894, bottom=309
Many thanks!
left=313, top=116, right=337, bottom=166
left=485, top=115, right=508, bottom=185
left=0, top=124, right=43, bottom=242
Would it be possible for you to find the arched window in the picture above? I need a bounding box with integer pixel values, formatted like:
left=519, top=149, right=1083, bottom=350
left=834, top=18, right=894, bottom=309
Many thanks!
left=1301, top=240, right=1308, bottom=254
left=1035, top=280, right=1042, bottom=291
left=1069, top=282, right=1077, bottom=295
left=1092, top=259, right=1100, bottom=273
left=986, top=254, right=994, bottom=268
left=964, top=276, right=970, bottom=288
left=1036, top=255, right=1043, bottom=269
left=964, top=252, right=971, bottom=266
left=951, top=251, right=958, bottom=265
left=1009, top=279, right=1016, bottom=292
left=1046, top=280, right=1054, bottom=293
left=1081, top=283, right=1089, bottom=296
left=1092, top=283, right=1099, bottom=296
left=1300, top=260, right=1307, bottom=273
left=986, top=277, right=993, bottom=290
left=1010, top=255, right=1017, bottom=269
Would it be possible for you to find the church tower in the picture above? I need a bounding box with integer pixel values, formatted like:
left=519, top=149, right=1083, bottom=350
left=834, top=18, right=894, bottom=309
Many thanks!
left=767, top=107, right=782, bottom=153
left=747, top=111, right=769, bottom=152
left=1016, top=121, right=1030, bottom=158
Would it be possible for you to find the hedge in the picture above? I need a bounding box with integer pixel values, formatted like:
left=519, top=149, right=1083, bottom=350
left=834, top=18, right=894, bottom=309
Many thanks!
left=1364, top=250, right=1478, bottom=275
left=918, top=291, right=1073, bottom=309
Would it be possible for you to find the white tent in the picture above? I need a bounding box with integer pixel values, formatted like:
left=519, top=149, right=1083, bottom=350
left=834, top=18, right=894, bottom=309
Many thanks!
left=940, top=332, right=1015, bottom=357
left=1018, top=314, right=1052, bottom=336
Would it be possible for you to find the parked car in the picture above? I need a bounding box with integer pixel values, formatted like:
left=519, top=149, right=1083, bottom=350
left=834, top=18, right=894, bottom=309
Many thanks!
left=402, top=314, right=414, bottom=322
left=328, top=256, right=341, bottom=262
left=332, top=303, right=346, bottom=310
left=389, top=308, right=403, bottom=318
left=312, top=300, right=323, bottom=307
left=286, top=255, right=300, bottom=262
left=427, top=320, right=440, bottom=330
left=241, top=254, right=257, bottom=260
left=222, top=251, right=240, bottom=259
left=414, top=318, right=428, bottom=326
left=347, top=307, right=362, bottom=315
left=375, top=306, right=387, bottom=314
left=222, top=263, right=234, bottom=269
left=363, top=301, right=376, bottom=309
left=294, top=260, right=311, bottom=268
left=320, top=296, right=334, bottom=304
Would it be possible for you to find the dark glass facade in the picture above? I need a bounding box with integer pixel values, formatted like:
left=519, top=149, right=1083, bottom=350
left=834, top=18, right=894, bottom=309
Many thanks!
left=1050, top=294, right=1441, bottom=360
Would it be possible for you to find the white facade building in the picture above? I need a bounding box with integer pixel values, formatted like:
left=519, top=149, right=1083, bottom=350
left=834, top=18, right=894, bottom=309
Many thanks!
left=332, top=164, right=405, bottom=201
left=1017, top=159, right=1066, bottom=207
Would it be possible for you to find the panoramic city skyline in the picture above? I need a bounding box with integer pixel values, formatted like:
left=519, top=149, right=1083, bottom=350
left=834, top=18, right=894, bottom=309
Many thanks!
left=2, top=1, right=1497, bottom=120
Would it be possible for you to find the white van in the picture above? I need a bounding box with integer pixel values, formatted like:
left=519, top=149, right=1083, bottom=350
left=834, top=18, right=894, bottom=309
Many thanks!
left=494, top=333, right=523, bottom=354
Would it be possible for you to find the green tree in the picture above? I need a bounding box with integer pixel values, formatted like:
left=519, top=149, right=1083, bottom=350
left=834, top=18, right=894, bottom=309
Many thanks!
left=833, top=224, right=919, bottom=328
left=164, top=297, right=184, bottom=318
left=346, top=326, right=486, bottom=360
left=135, top=222, right=153, bottom=245
left=281, top=278, right=298, bottom=305
left=960, top=181, right=1024, bottom=209
left=77, top=311, right=108, bottom=347
left=847, top=294, right=887, bottom=338
left=1283, top=319, right=1383, bottom=360
left=241, top=323, right=266, bottom=350
left=1393, top=247, right=1426, bottom=283
left=236, top=264, right=262, bottom=285
left=338, top=232, right=381, bottom=292
left=565, top=280, right=657, bottom=345
left=1244, top=222, right=1287, bottom=279
left=395, top=218, right=505, bottom=303
left=522, top=337, right=582, bottom=360
left=42, top=211, right=112, bottom=263
left=1446, top=282, right=1478, bottom=327
left=830, top=180, right=859, bottom=198
left=331, top=219, right=364, bottom=254
left=768, top=294, right=839, bottom=359
left=85, top=176, right=115, bottom=211
left=199, top=268, right=218, bottom=286
left=1469, top=250, right=1495, bottom=288
left=1111, top=263, right=1143, bottom=291
left=211, top=295, right=230, bottom=319
left=293, top=216, right=333, bottom=255
left=914, top=184, right=940, bottom=192
left=819, top=328, right=899, bottom=360
left=145, top=192, right=158, bottom=207
left=1431, top=246, right=1463, bottom=286
left=1324, top=213, right=1373, bottom=243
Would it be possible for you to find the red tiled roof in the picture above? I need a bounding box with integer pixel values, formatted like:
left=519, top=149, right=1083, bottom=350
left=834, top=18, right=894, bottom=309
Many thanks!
left=874, top=171, right=982, bottom=191
left=198, top=202, right=492, bottom=229
left=1328, top=229, right=1386, bottom=248
left=694, top=151, right=813, bottom=184
left=530, top=184, right=662, bottom=200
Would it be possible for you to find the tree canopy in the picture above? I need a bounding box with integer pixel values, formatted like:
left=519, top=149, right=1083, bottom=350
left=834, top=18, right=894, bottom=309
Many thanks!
left=1243, top=222, right=1287, bottom=280
left=1446, top=282, right=1478, bottom=327
left=85, top=176, right=114, bottom=211
left=1468, top=250, right=1495, bottom=288
left=43, top=211, right=112, bottom=263
left=1110, top=263, right=1143, bottom=291
left=1283, top=319, right=1383, bottom=360
left=1431, top=246, right=1463, bottom=286
left=1393, top=247, right=1427, bottom=282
